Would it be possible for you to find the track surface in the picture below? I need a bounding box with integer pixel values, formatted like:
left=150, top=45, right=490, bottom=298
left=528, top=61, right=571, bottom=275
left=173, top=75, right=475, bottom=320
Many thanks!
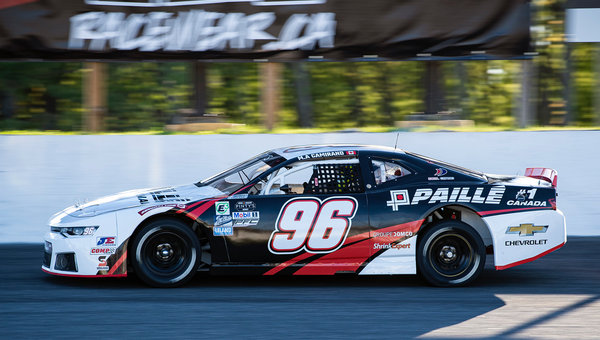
left=1, top=237, right=599, bottom=339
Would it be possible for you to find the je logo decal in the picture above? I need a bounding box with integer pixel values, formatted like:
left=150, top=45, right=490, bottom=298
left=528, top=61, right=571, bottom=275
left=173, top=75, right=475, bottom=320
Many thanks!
left=215, top=201, right=230, bottom=215
left=386, top=190, right=410, bottom=211
left=96, top=236, right=116, bottom=246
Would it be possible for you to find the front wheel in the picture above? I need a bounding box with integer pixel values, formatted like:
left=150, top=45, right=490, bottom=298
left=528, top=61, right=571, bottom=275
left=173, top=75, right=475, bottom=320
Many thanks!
left=131, top=218, right=201, bottom=287
left=417, top=221, right=486, bottom=287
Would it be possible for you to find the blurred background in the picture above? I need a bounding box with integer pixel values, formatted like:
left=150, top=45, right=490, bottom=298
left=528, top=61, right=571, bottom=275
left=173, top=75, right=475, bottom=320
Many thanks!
left=0, top=0, right=599, bottom=241
left=1, top=0, right=599, bottom=132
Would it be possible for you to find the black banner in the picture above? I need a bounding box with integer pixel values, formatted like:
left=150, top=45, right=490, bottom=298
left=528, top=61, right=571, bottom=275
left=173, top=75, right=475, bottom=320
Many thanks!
left=0, top=0, right=530, bottom=61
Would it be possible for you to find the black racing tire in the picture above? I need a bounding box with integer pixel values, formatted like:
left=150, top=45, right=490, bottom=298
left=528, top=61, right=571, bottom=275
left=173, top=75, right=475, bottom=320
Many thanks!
left=417, top=220, right=486, bottom=287
left=131, top=218, right=201, bottom=288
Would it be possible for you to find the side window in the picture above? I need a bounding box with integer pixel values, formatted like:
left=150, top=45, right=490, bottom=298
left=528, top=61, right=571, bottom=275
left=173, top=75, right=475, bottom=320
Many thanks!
left=372, top=159, right=411, bottom=185
left=261, top=160, right=364, bottom=195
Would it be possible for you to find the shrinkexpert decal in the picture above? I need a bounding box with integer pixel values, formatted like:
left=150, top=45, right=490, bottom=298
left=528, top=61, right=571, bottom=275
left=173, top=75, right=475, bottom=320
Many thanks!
left=386, top=187, right=506, bottom=211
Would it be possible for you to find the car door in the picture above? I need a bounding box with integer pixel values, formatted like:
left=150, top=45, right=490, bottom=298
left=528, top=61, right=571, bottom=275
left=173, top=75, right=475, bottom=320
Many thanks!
left=365, top=157, right=425, bottom=258
left=223, top=157, right=371, bottom=273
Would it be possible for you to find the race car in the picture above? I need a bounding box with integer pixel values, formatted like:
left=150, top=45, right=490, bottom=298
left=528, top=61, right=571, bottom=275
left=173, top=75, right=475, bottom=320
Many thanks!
left=42, top=144, right=566, bottom=287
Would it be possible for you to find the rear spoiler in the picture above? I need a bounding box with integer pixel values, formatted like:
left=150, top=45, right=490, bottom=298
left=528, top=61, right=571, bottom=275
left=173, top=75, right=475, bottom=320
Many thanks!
left=525, top=168, right=557, bottom=188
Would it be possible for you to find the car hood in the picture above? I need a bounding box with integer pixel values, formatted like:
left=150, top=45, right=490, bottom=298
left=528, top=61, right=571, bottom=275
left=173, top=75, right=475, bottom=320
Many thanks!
left=60, top=184, right=223, bottom=218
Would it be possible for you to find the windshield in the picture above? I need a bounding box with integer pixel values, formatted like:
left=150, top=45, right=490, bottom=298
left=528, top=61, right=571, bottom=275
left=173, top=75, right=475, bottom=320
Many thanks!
left=197, top=152, right=285, bottom=194
left=406, top=151, right=487, bottom=180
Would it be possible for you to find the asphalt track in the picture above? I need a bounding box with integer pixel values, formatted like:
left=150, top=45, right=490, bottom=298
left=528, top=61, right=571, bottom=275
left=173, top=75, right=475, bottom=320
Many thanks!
left=1, top=238, right=599, bottom=339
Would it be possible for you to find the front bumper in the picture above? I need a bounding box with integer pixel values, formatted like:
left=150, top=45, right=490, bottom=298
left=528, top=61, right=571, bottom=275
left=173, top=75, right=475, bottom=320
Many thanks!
left=42, top=231, right=127, bottom=277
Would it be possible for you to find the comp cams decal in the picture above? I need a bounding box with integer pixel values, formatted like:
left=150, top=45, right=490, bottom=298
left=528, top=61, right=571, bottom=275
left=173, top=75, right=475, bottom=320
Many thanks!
left=268, top=196, right=358, bottom=255
left=386, top=186, right=505, bottom=211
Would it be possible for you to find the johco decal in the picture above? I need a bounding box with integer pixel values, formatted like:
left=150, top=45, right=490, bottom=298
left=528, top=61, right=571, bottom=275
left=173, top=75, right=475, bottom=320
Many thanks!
left=372, top=231, right=413, bottom=238
left=386, top=187, right=505, bottom=211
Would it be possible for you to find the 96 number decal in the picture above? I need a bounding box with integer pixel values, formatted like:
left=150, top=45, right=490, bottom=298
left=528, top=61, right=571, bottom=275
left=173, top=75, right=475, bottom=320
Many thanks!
left=268, top=197, right=358, bottom=254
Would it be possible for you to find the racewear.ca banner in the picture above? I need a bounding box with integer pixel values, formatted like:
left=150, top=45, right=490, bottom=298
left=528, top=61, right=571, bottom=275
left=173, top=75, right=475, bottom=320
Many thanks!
left=0, top=0, right=530, bottom=60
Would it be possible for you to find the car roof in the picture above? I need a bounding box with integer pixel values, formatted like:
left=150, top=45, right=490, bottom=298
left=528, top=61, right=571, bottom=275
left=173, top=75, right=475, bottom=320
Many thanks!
left=271, top=144, right=405, bottom=160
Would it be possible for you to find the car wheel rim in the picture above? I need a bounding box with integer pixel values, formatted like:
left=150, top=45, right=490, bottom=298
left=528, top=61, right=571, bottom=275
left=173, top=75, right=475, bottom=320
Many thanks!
left=142, top=230, right=190, bottom=277
left=428, top=232, right=474, bottom=278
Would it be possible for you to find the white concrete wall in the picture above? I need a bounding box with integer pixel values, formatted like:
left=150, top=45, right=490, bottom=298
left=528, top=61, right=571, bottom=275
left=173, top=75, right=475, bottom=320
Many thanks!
left=1, top=131, right=597, bottom=242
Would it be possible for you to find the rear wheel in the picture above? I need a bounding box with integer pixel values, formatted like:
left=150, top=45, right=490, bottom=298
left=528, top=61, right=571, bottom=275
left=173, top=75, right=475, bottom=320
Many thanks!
left=417, top=220, right=485, bottom=287
left=131, top=218, right=200, bottom=287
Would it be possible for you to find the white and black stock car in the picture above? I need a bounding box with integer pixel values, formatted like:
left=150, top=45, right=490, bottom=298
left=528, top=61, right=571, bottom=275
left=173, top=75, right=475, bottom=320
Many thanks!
left=43, top=145, right=566, bottom=287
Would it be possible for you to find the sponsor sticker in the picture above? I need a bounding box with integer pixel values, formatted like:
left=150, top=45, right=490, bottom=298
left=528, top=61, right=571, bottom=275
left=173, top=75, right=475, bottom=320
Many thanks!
left=90, top=247, right=116, bottom=255
left=516, top=188, right=537, bottom=201
left=428, top=168, right=454, bottom=181
left=235, top=201, right=256, bottom=212
left=213, top=226, right=234, bottom=236
left=215, top=201, right=230, bottom=215
left=505, top=223, right=548, bottom=237
left=97, top=256, right=109, bottom=271
left=215, top=215, right=233, bottom=227
left=232, top=211, right=260, bottom=227
left=373, top=243, right=411, bottom=250
left=233, top=211, right=259, bottom=219
left=386, top=187, right=505, bottom=210
left=96, top=236, right=116, bottom=246
left=386, top=190, right=410, bottom=211
left=434, top=168, right=448, bottom=177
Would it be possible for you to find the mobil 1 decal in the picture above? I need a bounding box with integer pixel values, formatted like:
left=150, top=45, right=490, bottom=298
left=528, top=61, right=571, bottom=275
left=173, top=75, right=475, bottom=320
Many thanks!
left=386, top=186, right=506, bottom=210
left=268, top=196, right=358, bottom=255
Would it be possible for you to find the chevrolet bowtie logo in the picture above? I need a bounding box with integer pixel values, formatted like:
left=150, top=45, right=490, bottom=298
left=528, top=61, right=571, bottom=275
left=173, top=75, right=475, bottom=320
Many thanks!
left=506, top=223, right=548, bottom=237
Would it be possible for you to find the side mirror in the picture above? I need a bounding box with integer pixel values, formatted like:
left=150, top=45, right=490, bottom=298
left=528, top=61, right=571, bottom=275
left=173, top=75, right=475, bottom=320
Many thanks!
left=280, top=184, right=291, bottom=194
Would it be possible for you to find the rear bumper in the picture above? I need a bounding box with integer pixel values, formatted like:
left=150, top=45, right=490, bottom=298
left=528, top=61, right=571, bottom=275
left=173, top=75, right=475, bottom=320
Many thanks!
left=484, top=209, right=567, bottom=270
